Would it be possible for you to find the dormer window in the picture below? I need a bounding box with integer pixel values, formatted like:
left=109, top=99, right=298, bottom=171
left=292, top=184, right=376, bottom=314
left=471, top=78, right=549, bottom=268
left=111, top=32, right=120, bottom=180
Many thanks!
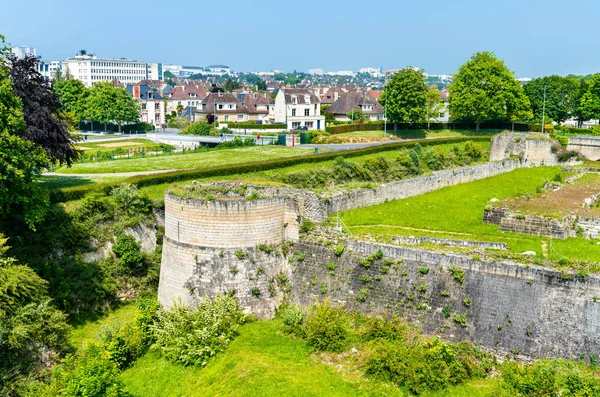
left=190, top=93, right=197, bottom=98
left=148, top=91, right=153, bottom=99
left=304, top=95, right=310, bottom=103
left=291, top=96, right=297, bottom=104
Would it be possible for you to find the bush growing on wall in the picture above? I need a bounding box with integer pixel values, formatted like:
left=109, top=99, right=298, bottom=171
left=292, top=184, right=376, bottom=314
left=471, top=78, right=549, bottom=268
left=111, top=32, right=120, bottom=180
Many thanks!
left=112, top=234, right=144, bottom=271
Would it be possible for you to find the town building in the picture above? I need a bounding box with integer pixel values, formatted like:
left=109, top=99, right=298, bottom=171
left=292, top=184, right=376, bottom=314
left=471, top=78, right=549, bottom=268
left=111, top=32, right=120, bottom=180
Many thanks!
left=63, top=51, right=163, bottom=87
left=325, top=92, right=384, bottom=121
left=359, top=67, right=383, bottom=78
left=270, top=88, right=325, bottom=130
left=10, top=46, right=36, bottom=59
left=126, top=83, right=166, bottom=127
left=167, top=83, right=209, bottom=113
left=196, top=92, right=250, bottom=123
left=38, top=60, right=63, bottom=80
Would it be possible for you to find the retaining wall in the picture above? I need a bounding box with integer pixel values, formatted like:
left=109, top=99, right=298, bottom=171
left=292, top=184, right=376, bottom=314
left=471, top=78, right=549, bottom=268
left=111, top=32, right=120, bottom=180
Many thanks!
left=567, top=136, right=600, bottom=161
left=291, top=241, right=600, bottom=361
left=483, top=208, right=571, bottom=239
left=324, top=160, right=521, bottom=213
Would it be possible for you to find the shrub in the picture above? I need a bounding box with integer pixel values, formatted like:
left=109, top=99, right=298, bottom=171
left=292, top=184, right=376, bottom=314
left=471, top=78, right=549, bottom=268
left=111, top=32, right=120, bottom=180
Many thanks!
left=449, top=266, right=465, bottom=284
left=356, top=288, right=369, bottom=302
left=365, top=337, right=494, bottom=394
left=360, top=314, right=417, bottom=342
left=151, top=294, right=247, bottom=366
left=235, top=250, right=246, bottom=260
left=112, top=234, right=144, bottom=271
left=300, top=221, right=316, bottom=233
left=453, top=313, right=468, bottom=328
left=280, top=304, right=307, bottom=337
left=498, top=359, right=600, bottom=396
left=305, top=297, right=349, bottom=352
left=334, top=245, right=345, bottom=257
left=326, top=262, right=337, bottom=275
left=557, top=150, right=580, bottom=162
left=181, top=122, right=213, bottom=136
left=361, top=274, right=372, bottom=284
left=110, top=184, right=151, bottom=216
left=418, top=267, right=430, bottom=275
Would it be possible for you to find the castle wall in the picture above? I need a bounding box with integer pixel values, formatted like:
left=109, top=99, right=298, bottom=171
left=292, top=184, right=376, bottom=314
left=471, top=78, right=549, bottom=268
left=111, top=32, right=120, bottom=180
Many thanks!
left=324, top=159, right=521, bottom=213
left=568, top=136, right=600, bottom=161
left=290, top=241, right=600, bottom=361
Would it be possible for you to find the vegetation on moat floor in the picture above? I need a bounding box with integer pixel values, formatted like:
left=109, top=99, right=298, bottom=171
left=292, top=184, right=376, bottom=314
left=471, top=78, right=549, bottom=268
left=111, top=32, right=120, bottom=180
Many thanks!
left=313, top=129, right=500, bottom=144
left=339, top=166, right=600, bottom=267
left=19, top=296, right=599, bottom=396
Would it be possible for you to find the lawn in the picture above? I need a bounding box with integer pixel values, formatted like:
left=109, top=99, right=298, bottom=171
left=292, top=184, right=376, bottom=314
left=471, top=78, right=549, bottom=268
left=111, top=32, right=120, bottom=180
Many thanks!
left=315, top=129, right=502, bottom=144
left=69, top=302, right=139, bottom=352
left=54, top=146, right=319, bottom=174
left=75, top=138, right=170, bottom=154
left=339, top=166, right=600, bottom=264
left=121, top=320, right=498, bottom=397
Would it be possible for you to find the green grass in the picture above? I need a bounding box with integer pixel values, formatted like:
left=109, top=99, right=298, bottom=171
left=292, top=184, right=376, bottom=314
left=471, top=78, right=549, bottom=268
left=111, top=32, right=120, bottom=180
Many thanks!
left=121, top=320, right=497, bottom=397
left=333, top=129, right=502, bottom=139
left=339, top=166, right=600, bottom=264
left=75, top=138, right=167, bottom=153
left=55, top=146, right=319, bottom=174
left=69, top=302, right=138, bottom=352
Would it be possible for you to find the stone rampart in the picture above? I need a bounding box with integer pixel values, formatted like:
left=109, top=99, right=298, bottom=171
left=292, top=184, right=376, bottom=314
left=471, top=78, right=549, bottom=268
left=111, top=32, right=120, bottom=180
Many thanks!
left=392, top=236, right=507, bottom=250
left=490, top=133, right=557, bottom=164
left=567, top=136, right=600, bottom=161
left=324, top=160, right=521, bottom=213
left=291, top=241, right=600, bottom=361
left=579, top=216, right=600, bottom=239
left=483, top=208, right=571, bottom=239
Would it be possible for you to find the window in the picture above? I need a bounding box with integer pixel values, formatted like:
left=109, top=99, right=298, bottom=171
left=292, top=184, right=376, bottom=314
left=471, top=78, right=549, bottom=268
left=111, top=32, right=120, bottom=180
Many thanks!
left=148, top=91, right=153, bottom=99
left=224, top=115, right=230, bottom=122
left=292, top=109, right=296, bottom=117
left=155, top=103, right=160, bottom=110
left=229, top=104, right=233, bottom=109
left=304, top=95, right=310, bottom=103
left=237, top=114, right=244, bottom=121
left=292, top=122, right=300, bottom=128
left=219, top=104, right=223, bottom=110
left=291, top=96, right=297, bottom=104
left=305, top=122, right=313, bottom=129
left=304, top=108, right=310, bottom=116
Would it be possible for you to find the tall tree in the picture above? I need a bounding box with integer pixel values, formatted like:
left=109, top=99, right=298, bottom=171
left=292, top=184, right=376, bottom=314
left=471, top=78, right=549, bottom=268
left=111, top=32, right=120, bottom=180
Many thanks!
left=523, top=76, right=578, bottom=124
left=223, top=78, right=240, bottom=92
left=53, top=78, right=89, bottom=127
left=425, top=85, right=444, bottom=129
left=448, top=52, right=532, bottom=131
left=379, top=67, right=428, bottom=123
left=7, top=54, right=80, bottom=166
left=86, top=82, right=140, bottom=132
left=256, top=79, right=267, bottom=91
left=572, top=79, right=591, bottom=127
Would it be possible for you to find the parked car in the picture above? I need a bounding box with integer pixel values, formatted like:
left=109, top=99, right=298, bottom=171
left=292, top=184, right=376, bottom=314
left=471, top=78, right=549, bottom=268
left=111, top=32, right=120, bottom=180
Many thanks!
left=292, top=126, right=308, bottom=131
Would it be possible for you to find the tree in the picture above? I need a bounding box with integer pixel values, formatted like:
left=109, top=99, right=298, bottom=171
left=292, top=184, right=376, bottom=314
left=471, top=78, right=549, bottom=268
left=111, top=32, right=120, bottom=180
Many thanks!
left=7, top=54, right=80, bottom=166
left=448, top=52, right=532, bottom=131
left=176, top=103, right=184, bottom=115
left=53, top=78, right=89, bottom=126
left=580, top=74, right=600, bottom=124
left=223, top=78, right=240, bottom=92
left=425, top=85, right=444, bottom=129
left=256, top=79, right=267, bottom=91
left=523, top=76, right=578, bottom=124
left=572, top=79, right=592, bottom=127
left=86, top=82, right=140, bottom=132
left=379, top=67, right=428, bottom=123
left=346, top=109, right=366, bottom=122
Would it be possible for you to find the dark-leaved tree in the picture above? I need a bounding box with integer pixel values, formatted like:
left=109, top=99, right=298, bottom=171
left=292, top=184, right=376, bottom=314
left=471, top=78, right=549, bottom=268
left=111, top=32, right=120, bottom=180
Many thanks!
left=8, top=54, right=80, bottom=166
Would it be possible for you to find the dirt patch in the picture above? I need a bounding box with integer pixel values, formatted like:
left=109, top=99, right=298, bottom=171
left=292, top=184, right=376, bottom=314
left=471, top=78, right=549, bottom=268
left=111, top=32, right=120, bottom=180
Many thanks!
left=503, top=173, right=600, bottom=217
left=98, top=141, right=143, bottom=148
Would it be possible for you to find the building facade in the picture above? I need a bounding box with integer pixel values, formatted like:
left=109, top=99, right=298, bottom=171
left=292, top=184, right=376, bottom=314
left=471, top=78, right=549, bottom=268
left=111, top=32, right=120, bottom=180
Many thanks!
left=64, top=52, right=162, bottom=87
left=126, top=83, right=166, bottom=127
left=271, top=88, right=325, bottom=130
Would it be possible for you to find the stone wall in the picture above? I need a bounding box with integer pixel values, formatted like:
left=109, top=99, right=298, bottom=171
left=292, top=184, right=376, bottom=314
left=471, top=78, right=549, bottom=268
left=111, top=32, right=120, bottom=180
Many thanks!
left=164, top=194, right=299, bottom=248
left=567, top=136, right=600, bottom=161
left=483, top=208, right=571, bottom=239
left=490, top=133, right=557, bottom=164
left=324, top=160, right=521, bottom=213
left=290, top=241, right=600, bottom=361
left=392, top=236, right=507, bottom=250
left=579, top=216, right=600, bottom=239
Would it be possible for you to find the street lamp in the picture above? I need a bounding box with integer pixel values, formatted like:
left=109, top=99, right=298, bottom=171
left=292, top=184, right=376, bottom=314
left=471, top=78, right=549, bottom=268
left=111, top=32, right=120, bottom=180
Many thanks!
left=383, top=79, right=387, bottom=138
left=541, top=84, right=547, bottom=134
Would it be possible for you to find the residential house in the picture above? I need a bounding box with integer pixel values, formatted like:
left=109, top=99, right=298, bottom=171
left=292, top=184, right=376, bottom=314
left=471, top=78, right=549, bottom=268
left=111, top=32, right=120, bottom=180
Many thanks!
left=240, top=92, right=273, bottom=123
left=271, top=88, right=325, bottom=130
left=196, top=92, right=250, bottom=123
left=126, top=83, right=166, bottom=127
left=326, top=92, right=384, bottom=121
left=167, top=83, right=209, bottom=114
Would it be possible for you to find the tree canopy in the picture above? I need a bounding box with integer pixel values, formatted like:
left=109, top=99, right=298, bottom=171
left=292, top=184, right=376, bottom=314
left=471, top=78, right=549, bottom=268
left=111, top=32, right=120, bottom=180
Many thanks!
left=523, top=76, right=578, bottom=124
left=8, top=54, right=80, bottom=166
left=425, top=85, right=445, bottom=129
left=448, top=52, right=532, bottom=128
left=53, top=78, right=89, bottom=124
left=85, top=82, right=140, bottom=132
left=379, top=67, right=428, bottom=123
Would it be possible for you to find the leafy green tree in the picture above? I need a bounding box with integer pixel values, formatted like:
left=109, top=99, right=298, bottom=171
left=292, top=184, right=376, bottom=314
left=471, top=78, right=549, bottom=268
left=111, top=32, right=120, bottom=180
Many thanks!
left=346, top=109, right=366, bottom=122
left=0, top=237, right=70, bottom=385
left=571, top=79, right=590, bottom=127
left=223, top=78, right=240, bottom=92
left=448, top=52, right=532, bottom=131
left=523, top=76, right=578, bottom=124
left=379, top=67, right=428, bottom=123
left=256, top=79, right=267, bottom=91
left=86, top=82, right=140, bottom=132
left=53, top=78, right=89, bottom=126
left=579, top=74, right=600, bottom=124
left=425, top=85, right=445, bottom=129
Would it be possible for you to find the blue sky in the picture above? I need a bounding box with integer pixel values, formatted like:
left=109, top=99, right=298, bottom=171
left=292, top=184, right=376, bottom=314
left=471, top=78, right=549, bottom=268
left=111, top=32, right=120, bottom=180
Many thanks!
left=2, top=0, right=598, bottom=77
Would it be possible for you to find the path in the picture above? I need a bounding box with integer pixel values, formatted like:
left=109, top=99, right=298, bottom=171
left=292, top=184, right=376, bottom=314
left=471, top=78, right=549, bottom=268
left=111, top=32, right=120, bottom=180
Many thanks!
left=44, top=169, right=186, bottom=178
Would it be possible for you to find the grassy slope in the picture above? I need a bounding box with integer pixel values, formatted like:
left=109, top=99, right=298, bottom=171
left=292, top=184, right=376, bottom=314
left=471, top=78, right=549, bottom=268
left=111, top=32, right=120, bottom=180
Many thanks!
left=120, top=320, right=497, bottom=397
left=75, top=138, right=169, bottom=153
left=332, top=129, right=501, bottom=139
left=55, top=146, right=319, bottom=174
left=339, top=167, right=600, bottom=263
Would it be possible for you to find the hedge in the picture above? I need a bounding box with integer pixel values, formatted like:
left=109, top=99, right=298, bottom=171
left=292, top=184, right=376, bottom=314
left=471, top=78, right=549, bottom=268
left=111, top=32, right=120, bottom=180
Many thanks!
left=225, top=122, right=286, bottom=130
left=326, top=122, right=552, bottom=135
left=49, top=136, right=494, bottom=203
left=79, top=121, right=155, bottom=133
left=555, top=126, right=599, bottom=136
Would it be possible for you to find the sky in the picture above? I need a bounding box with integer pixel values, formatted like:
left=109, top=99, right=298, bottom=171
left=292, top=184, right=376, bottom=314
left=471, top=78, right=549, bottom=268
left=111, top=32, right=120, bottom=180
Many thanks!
left=2, top=0, right=598, bottom=78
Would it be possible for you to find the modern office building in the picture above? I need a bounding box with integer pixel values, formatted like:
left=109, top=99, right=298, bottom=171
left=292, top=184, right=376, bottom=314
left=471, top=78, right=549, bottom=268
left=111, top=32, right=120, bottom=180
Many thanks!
left=10, top=46, right=36, bottom=59
left=63, top=51, right=163, bottom=87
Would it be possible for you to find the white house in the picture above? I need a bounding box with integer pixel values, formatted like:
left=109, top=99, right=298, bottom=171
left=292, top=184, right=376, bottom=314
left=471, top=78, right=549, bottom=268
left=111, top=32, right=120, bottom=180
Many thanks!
left=126, top=83, right=166, bottom=127
left=270, top=88, right=325, bottom=130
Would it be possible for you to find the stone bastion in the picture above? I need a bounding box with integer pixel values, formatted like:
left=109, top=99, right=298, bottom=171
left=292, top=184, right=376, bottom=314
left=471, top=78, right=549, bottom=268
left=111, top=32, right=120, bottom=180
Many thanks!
left=157, top=183, right=301, bottom=316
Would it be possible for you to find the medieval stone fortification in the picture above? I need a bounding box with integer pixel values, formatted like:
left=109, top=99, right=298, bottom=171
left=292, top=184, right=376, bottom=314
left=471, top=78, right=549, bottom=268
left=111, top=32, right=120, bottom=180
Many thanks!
left=157, top=161, right=600, bottom=361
